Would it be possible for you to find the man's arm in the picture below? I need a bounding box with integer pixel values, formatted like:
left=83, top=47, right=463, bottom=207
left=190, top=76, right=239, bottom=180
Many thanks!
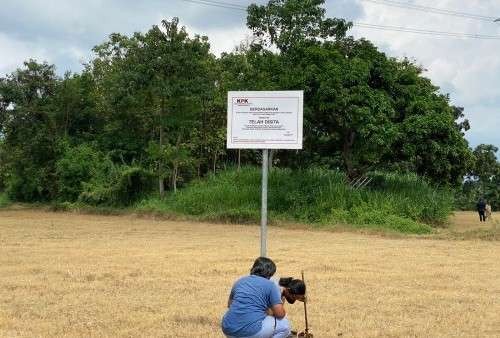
left=269, top=280, right=285, bottom=318
left=270, top=303, right=286, bottom=319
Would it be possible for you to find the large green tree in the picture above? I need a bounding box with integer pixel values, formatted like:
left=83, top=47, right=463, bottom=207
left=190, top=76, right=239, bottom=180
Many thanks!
left=247, top=0, right=351, bottom=52
left=472, top=144, right=499, bottom=182
left=244, top=0, right=473, bottom=183
left=91, top=18, right=214, bottom=195
left=0, top=60, right=61, bottom=200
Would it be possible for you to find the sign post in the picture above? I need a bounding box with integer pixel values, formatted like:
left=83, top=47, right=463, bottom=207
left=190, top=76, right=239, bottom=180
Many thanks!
left=260, top=148, right=269, bottom=257
left=227, top=91, right=303, bottom=257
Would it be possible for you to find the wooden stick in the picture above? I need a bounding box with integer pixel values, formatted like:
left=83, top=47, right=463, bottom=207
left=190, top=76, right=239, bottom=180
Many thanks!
left=301, top=270, right=309, bottom=334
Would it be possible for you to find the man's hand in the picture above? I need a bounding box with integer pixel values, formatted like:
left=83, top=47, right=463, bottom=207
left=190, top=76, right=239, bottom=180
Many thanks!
left=271, top=303, right=286, bottom=319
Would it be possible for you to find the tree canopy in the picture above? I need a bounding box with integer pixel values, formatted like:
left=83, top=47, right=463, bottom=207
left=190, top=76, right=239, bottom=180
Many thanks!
left=0, top=0, right=487, bottom=207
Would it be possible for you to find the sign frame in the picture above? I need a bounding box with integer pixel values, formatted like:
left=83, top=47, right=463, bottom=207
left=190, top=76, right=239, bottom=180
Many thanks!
left=227, top=91, right=304, bottom=150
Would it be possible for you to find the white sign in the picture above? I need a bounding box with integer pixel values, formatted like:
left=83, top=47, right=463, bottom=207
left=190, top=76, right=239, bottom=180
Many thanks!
left=227, top=91, right=303, bottom=149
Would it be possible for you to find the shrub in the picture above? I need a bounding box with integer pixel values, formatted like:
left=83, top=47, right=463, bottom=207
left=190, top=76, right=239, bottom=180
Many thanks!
left=138, top=167, right=453, bottom=234
left=55, top=143, right=103, bottom=201
left=80, top=163, right=154, bottom=206
left=0, top=192, right=10, bottom=208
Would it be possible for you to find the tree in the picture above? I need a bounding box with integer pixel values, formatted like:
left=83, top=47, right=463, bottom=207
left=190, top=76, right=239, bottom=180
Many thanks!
left=91, top=18, right=214, bottom=196
left=247, top=0, right=351, bottom=52
left=52, top=72, right=102, bottom=142
left=247, top=0, right=395, bottom=176
left=292, top=38, right=398, bottom=176
left=368, top=58, right=472, bottom=185
left=147, top=141, right=193, bottom=193
left=245, top=1, right=473, bottom=183
left=472, top=144, right=499, bottom=182
left=460, top=145, right=499, bottom=209
left=0, top=60, right=61, bottom=201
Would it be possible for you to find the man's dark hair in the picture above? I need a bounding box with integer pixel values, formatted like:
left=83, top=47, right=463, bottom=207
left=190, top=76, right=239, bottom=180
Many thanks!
left=250, top=257, right=276, bottom=279
left=279, top=277, right=306, bottom=295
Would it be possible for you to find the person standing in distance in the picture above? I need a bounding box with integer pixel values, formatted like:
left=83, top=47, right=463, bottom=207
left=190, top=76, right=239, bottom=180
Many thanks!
left=485, top=202, right=492, bottom=221
left=477, top=198, right=486, bottom=222
left=222, top=257, right=291, bottom=338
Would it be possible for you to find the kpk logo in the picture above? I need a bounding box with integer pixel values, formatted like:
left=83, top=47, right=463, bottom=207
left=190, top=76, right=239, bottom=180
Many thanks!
left=235, top=98, right=250, bottom=105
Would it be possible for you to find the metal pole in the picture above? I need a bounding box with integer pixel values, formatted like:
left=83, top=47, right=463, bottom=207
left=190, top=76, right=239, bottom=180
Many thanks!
left=261, top=149, right=269, bottom=257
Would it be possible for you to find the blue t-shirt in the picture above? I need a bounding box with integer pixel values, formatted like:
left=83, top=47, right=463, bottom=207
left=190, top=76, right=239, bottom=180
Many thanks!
left=222, top=275, right=282, bottom=337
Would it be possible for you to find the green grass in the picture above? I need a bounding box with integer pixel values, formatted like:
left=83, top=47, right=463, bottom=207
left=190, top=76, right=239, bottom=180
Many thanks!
left=0, top=192, right=10, bottom=208
left=138, top=167, right=454, bottom=234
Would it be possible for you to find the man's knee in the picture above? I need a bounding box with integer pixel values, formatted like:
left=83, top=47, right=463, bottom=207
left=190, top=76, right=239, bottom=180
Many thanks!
left=273, top=317, right=291, bottom=338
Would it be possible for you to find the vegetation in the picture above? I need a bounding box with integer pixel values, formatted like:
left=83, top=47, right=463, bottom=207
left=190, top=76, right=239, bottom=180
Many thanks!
left=138, top=167, right=454, bottom=234
left=456, top=144, right=499, bottom=210
left=0, top=192, right=9, bottom=208
left=0, top=0, right=495, bottom=229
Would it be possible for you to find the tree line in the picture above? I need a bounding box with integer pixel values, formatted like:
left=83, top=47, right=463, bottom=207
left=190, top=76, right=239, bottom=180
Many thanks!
left=0, top=0, right=497, bottom=208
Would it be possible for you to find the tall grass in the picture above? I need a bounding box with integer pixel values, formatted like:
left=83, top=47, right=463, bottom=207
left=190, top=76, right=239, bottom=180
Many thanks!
left=138, top=167, right=454, bottom=234
left=0, top=192, right=10, bottom=208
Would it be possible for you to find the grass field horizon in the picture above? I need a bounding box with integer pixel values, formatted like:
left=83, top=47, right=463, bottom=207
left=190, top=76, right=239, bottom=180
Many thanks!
left=1, top=209, right=499, bottom=337
left=0, top=167, right=467, bottom=236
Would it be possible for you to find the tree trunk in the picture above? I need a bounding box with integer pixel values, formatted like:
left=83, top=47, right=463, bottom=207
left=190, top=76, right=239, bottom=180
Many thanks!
left=159, top=126, right=165, bottom=197
left=172, top=163, right=178, bottom=194
left=342, top=130, right=356, bottom=179
left=172, top=134, right=182, bottom=193
left=201, top=98, right=207, bottom=177
left=213, top=152, right=217, bottom=174
left=159, top=99, right=165, bottom=198
left=237, top=149, right=241, bottom=172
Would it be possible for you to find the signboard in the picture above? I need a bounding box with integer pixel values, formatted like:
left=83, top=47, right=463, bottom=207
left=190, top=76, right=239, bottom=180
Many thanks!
left=227, top=91, right=303, bottom=149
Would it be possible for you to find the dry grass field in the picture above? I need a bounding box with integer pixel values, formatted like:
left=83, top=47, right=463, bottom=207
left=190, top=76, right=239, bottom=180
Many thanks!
left=447, top=211, right=498, bottom=233
left=1, top=209, right=500, bottom=338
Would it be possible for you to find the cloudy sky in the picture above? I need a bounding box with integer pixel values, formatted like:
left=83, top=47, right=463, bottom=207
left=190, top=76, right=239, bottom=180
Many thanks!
left=1, top=0, right=499, bottom=150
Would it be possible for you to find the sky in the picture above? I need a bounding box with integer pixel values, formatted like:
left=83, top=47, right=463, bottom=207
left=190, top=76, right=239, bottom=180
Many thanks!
left=1, top=0, right=499, bottom=150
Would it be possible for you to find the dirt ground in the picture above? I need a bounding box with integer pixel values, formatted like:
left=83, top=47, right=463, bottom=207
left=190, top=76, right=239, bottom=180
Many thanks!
left=1, top=209, right=499, bottom=338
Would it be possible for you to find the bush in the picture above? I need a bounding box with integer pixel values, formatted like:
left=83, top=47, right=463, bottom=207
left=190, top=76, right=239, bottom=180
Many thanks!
left=53, top=142, right=155, bottom=206
left=80, top=163, right=155, bottom=206
left=55, top=143, right=103, bottom=201
left=138, top=167, right=453, bottom=234
left=0, top=192, right=10, bottom=208
left=0, top=159, right=5, bottom=192
left=5, top=170, right=45, bottom=202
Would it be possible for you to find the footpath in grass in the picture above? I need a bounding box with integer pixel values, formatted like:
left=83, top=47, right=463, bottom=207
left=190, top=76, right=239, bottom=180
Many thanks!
left=433, top=211, right=500, bottom=241
left=138, top=167, right=454, bottom=235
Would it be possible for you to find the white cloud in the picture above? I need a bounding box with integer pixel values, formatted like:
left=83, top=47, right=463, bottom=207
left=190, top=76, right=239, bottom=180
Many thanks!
left=0, top=33, right=50, bottom=74
left=184, top=24, right=250, bottom=56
